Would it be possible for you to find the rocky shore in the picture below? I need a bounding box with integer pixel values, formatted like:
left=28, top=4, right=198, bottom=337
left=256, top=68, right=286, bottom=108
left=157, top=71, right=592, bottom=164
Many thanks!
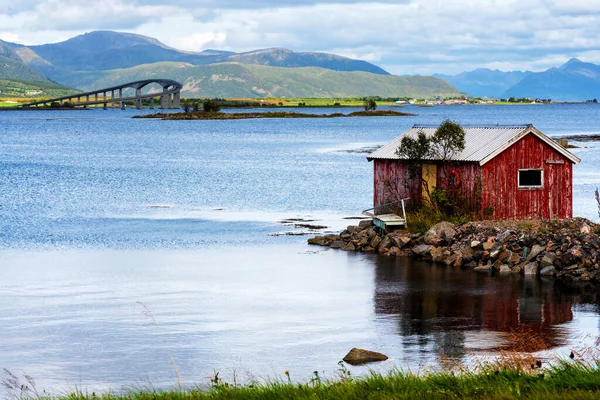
left=308, top=218, right=600, bottom=284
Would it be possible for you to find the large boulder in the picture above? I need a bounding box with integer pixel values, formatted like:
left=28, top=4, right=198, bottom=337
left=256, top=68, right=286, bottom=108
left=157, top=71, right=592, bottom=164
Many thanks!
left=341, top=242, right=356, bottom=252
left=523, top=261, right=539, bottom=276
left=308, top=236, right=327, bottom=246
left=343, top=348, right=388, bottom=365
left=541, top=252, right=557, bottom=268
left=423, top=222, right=456, bottom=245
left=390, top=233, right=412, bottom=249
left=430, top=246, right=444, bottom=262
left=526, top=244, right=545, bottom=262
left=377, top=236, right=392, bottom=253
left=412, top=244, right=432, bottom=257
left=370, top=235, right=382, bottom=249
left=540, top=266, right=556, bottom=276
left=358, top=219, right=373, bottom=229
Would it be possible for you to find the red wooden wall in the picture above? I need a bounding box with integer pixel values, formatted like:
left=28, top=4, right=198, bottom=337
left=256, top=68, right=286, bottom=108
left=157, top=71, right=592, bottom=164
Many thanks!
left=373, top=160, right=482, bottom=211
left=481, top=134, right=573, bottom=219
left=373, top=160, right=420, bottom=208
left=435, top=163, right=482, bottom=212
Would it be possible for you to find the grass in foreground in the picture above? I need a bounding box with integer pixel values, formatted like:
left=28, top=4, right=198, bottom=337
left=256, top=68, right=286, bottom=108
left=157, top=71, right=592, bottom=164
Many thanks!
left=7, top=359, right=600, bottom=400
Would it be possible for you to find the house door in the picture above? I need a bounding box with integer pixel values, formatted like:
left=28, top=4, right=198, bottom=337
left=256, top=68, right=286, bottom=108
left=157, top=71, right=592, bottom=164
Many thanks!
left=422, top=164, right=437, bottom=201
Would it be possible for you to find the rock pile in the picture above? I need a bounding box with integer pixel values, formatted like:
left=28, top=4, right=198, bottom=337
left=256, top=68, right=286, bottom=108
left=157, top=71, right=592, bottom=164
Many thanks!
left=308, top=218, right=600, bottom=284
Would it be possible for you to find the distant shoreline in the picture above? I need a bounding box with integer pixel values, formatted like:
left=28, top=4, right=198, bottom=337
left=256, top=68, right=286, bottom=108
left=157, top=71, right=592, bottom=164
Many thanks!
left=133, top=110, right=417, bottom=120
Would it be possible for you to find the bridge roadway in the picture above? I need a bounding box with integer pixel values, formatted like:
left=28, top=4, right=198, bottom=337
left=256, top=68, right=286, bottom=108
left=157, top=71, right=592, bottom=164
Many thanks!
left=17, top=79, right=183, bottom=110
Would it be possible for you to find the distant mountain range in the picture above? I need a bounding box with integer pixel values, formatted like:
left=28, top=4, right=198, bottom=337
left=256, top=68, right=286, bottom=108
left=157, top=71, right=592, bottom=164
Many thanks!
left=503, top=58, right=600, bottom=102
left=0, top=30, right=459, bottom=98
left=435, top=59, right=600, bottom=101
left=434, top=69, right=532, bottom=98
left=1, top=30, right=599, bottom=101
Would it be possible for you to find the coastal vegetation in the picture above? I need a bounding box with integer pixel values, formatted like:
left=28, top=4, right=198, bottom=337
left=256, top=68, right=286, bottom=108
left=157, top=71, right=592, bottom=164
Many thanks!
left=5, top=358, right=600, bottom=399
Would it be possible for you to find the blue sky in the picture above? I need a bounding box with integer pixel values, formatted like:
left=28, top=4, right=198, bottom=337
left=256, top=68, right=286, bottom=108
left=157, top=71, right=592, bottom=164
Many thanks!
left=1, top=0, right=599, bottom=75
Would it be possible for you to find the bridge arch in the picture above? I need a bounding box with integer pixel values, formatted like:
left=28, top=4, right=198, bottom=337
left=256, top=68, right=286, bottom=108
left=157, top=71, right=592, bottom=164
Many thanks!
left=18, top=79, right=183, bottom=110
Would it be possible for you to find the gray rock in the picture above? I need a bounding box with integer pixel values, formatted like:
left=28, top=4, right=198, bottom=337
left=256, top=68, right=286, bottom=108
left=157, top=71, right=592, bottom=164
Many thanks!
left=540, top=266, right=556, bottom=276
left=527, top=244, right=545, bottom=261
left=444, top=253, right=459, bottom=266
left=471, top=240, right=482, bottom=249
left=496, top=230, right=515, bottom=242
left=358, top=219, right=372, bottom=229
left=412, top=244, right=432, bottom=256
left=341, top=242, right=356, bottom=252
left=377, top=236, right=392, bottom=253
left=580, top=223, right=591, bottom=234
left=307, top=236, right=327, bottom=246
left=423, top=221, right=456, bottom=245
left=430, top=246, right=444, bottom=262
left=461, top=246, right=474, bottom=259
left=474, top=264, right=491, bottom=272
left=482, top=238, right=495, bottom=251
left=330, top=240, right=344, bottom=249
left=523, top=261, right=539, bottom=276
left=370, top=235, right=382, bottom=249
left=390, top=234, right=412, bottom=249
left=347, top=225, right=359, bottom=234
left=541, top=252, right=556, bottom=267
left=343, top=348, right=388, bottom=365
left=498, top=265, right=512, bottom=274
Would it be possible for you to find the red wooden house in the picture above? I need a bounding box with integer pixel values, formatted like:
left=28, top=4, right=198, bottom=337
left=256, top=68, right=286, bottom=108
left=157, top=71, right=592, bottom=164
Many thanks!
left=367, top=124, right=580, bottom=219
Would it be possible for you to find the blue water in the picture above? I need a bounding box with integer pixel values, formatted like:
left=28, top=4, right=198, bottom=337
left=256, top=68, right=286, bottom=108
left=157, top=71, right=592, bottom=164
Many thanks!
left=1, top=105, right=600, bottom=394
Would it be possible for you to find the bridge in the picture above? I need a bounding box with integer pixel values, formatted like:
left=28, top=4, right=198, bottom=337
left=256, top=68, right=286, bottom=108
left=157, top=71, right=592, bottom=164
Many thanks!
left=17, top=79, right=183, bottom=110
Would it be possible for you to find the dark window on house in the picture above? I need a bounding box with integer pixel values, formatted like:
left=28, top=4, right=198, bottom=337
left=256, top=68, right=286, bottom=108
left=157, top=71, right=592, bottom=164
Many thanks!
left=518, top=169, right=543, bottom=188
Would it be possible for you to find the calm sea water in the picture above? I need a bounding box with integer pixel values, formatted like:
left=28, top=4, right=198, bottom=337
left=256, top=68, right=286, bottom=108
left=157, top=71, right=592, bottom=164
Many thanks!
left=1, top=104, right=600, bottom=394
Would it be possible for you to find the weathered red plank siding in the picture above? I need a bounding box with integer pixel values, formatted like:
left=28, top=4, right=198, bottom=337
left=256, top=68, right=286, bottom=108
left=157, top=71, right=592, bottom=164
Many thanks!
left=435, top=163, right=482, bottom=213
left=374, top=160, right=482, bottom=211
left=373, top=160, right=421, bottom=207
left=481, top=134, right=573, bottom=219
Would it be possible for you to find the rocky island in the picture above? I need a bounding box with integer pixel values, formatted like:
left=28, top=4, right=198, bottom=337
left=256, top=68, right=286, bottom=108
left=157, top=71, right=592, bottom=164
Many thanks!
left=134, top=109, right=416, bottom=120
left=309, top=218, right=600, bottom=285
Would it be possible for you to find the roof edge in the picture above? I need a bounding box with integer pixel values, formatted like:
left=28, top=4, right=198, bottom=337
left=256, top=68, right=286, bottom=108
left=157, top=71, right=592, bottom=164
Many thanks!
left=479, top=126, right=581, bottom=165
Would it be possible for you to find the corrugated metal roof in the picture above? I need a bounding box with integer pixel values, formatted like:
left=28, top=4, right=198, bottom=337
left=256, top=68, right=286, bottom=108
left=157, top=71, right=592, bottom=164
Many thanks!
left=367, top=124, right=580, bottom=164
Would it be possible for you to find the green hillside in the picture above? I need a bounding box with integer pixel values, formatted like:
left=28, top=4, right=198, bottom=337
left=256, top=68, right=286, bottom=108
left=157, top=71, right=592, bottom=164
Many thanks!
left=63, top=62, right=461, bottom=98
left=0, top=78, right=79, bottom=98
left=0, top=55, right=49, bottom=82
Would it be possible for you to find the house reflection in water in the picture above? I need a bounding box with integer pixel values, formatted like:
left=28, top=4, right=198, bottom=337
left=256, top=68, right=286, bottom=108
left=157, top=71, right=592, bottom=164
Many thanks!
left=372, top=255, right=577, bottom=360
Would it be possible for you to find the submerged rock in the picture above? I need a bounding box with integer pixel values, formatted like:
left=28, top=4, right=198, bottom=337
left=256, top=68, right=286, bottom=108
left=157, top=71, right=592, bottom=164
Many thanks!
left=343, top=348, right=388, bottom=365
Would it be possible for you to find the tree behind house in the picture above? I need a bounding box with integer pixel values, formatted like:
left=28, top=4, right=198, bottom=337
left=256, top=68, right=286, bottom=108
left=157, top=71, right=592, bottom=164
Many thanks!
left=395, top=120, right=466, bottom=215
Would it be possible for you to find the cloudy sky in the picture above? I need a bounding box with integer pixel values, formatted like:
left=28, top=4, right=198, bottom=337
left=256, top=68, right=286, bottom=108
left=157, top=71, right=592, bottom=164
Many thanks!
left=1, top=0, right=599, bottom=75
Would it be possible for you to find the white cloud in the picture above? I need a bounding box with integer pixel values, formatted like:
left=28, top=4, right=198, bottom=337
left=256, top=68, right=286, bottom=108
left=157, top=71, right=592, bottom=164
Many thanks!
left=1, top=0, right=600, bottom=75
left=0, top=32, right=22, bottom=43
